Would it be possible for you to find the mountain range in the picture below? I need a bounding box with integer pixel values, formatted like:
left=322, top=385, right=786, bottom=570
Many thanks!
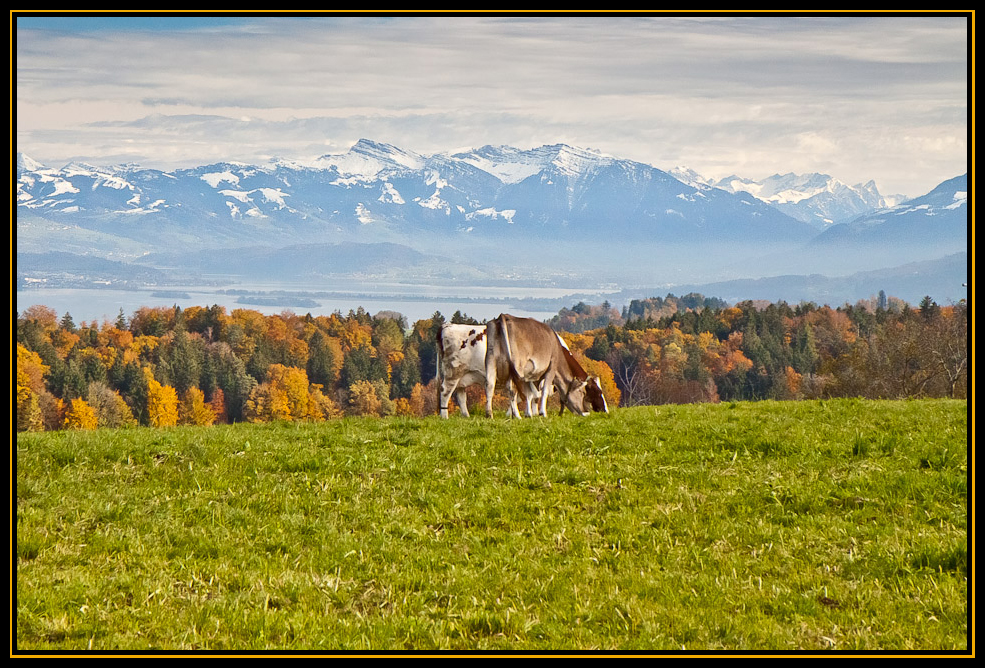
left=16, top=140, right=968, bottom=305
left=698, top=171, right=907, bottom=229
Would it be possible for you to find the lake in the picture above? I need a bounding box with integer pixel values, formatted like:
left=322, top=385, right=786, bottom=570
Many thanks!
left=17, top=279, right=619, bottom=326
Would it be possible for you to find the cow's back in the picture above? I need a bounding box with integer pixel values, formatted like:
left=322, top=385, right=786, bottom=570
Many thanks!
left=494, top=313, right=562, bottom=379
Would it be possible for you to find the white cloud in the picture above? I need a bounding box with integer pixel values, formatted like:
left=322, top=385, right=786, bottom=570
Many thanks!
left=14, top=14, right=969, bottom=197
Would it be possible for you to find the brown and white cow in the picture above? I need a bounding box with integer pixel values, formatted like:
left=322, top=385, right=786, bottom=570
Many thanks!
left=483, top=313, right=608, bottom=418
left=436, top=323, right=540, bottom=419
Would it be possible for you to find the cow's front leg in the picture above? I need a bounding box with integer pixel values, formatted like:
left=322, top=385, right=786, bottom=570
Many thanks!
left=523, top=382, right=538, bottom=417
left=538, top=373, right=554, bottom=417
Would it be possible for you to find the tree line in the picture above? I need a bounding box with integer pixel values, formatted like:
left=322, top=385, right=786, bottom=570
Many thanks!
left=15, top=292, right=967, bottom=432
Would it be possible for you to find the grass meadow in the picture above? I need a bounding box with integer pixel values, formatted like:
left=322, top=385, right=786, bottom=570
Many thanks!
left=15, top=399, right=969, bottom=653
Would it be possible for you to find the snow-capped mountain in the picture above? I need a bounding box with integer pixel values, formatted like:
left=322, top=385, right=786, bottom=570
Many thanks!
left=309, top=138, right=427, bottom=179
left=810, top=173, right=966, bottom=247
left=16, top=141, right=965, bottom=288
left=709, top=172, right=907, bottom=228
left=749, top=173, right=968, bottom=278
left=17, top=140, right=818, bottom=249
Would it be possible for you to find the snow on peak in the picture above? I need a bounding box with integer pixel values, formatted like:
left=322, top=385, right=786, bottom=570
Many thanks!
left=314, top=139, right=425, bottom=178
left=61, top=161, right=107, bottom=176
left=669, top=166, right=715, bottom=189
left=449, top=144, right=612, bottom=184
left=17, top=153, right=46, bottom=172
left=715, top=172, right=843, bottom=204
left=550, top=144, right=611, bottom=176
left=450, top=144, right=551, bottom=184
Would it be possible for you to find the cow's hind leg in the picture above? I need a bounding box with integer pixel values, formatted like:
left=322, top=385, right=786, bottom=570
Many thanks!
left=455, top=388, right=470, bottom=417
left=508, top=380, right=526, bottom=419
left=484, top=370, right=497, bottom=418
left=439, top=379, right=459, bottom=419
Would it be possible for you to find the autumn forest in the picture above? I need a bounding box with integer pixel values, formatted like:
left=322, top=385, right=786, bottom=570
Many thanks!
left=15, top=292, right=968, bottom=432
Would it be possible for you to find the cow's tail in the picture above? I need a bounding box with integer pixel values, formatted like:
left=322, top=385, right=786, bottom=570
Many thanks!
left=435, top=325, right=445, bottom=412
left=500, top=315, right=526, bottom=396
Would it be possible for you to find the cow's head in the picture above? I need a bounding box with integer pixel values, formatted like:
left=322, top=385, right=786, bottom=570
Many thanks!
left=585, top=376, right=609, bottom=413
left=561, top=378, right=591, bottom=416
left=560, top=376, right=608, bottom=416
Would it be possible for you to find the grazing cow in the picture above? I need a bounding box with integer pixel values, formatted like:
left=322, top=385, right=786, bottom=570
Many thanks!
left=484, top=313, right=608, bottom=418
left=436, top=323, right=540, bottom=419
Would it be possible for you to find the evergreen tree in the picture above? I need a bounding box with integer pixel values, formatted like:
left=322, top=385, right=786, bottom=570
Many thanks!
left=919, top=295, right=941, bottom=321
left=49, top=358, right=87, bottom=400
left=340, top=345, right=388, bottom=387
left=391, top=345, right=421, bottom=399
left=59, top=312, right=76, bottom=333
left=877, top=290, right=888, bottom=312
left=306, top=329, right=338, bottom=389
left=209, top=342, right=257, bottom=423
left=411, top=312, right=445, bottom=385
left=791, top=321, right=819, bottom=375
left=450, top=309, right=480, bottom=325
left=160, top=327, right=203, bottom=395
left=77, top=349, right=108, bottom=387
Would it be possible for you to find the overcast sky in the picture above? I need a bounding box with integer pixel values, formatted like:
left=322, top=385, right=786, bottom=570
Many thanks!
left=14, top=13, right=970, bottom=197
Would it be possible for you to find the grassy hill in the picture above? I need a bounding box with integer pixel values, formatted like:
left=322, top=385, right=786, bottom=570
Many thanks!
left=15, top=399, right=968, bottom=653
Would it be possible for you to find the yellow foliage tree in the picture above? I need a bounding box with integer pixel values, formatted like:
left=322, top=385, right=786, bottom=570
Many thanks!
left=393, top=382, right=427, bottom=417
left=348, top=379, right=382, bottom=416
left=308, top=384, right=343, bottom=420
left=243, top=363, right=318, bottom=423
left=179, top=387, right=217, bottom=426
left=86, top=382, right=137, bottom=428
left=267, top=364, right=311, bottom=420
left=339, top=318, right=373, bottom=352
left=782, top=366, right=803, bottom=400
left=97, top=323, right=133, bottom=350
left=407, top=383, right=427, bottom=417
left=17, top=344, right=49, bottom=432
left=243, top=383, right=272, bottom=423
left=145, top=368, right=179, bottom=427
left=230, top=309, right=268, bottom=338
left=131, top=335, right=160, bottom=358
left=63, top=398, right=98, bottom=430
left=17, top=343, right=49, bottom=393
left=17, top=371, right=44, bottom=432
left=393, top=397, right=413, bottom=416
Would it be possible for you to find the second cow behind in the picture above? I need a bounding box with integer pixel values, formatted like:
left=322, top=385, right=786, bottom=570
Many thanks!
left=484, top=313, right=608, bottom=419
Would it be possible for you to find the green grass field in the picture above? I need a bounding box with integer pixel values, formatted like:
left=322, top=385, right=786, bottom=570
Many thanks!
left=15, top=399, right=969, bottom=653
